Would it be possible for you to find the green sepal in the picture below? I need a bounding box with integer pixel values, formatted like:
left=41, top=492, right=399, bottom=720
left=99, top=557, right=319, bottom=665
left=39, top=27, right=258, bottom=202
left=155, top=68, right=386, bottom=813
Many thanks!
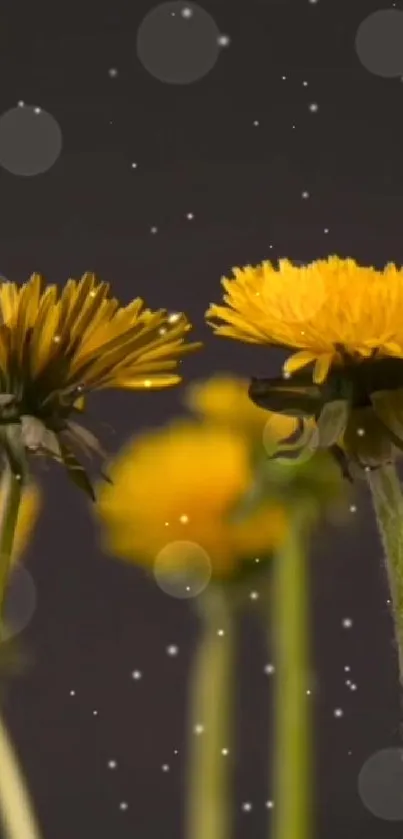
left=59, top=443, right=96, bottom=501
left=316, top=399, right=350, bottom=448
left=248, top=375, right=323, bottom=417
left=20, top=415, right=62, bottom=459
left=370, top=390, right=403, bottom=444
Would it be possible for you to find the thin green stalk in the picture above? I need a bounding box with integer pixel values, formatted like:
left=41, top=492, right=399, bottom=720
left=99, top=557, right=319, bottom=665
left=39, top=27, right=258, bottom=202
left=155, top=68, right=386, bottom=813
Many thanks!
left=0, top=711, right=43, bottom=839
left=185, top=585, right=235, bottom=839
left=0, top=460, right=44, bottom=839
left=270, top=506, right=313, bottom=839
left=0, top=463, right=22, bottom=618
left=367, top=463, right=403, bottom=686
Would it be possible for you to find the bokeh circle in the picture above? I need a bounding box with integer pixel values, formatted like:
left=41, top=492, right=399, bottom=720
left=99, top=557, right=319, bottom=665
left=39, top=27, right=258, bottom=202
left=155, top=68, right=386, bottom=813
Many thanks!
left=0, top=105, right=62, bottom=176
left=357, top=747, right=403, bottom=820
left=137, top=2, right=221, bottom=84
left=355, top=10, right=403, bottom=78
left=153, top=540, right=212, bottom=598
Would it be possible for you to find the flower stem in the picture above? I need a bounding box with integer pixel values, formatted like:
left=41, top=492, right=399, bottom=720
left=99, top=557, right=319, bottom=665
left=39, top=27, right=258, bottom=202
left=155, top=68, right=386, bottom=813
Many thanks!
left=367, top=463, right=403, bottom=687
left=0, top=711, right=43, bottom=839
left=185, top=586, right=235, bottom=839
left=0, top=463, right=22, bottom=620
left=270, top=506, right=314, bottom=839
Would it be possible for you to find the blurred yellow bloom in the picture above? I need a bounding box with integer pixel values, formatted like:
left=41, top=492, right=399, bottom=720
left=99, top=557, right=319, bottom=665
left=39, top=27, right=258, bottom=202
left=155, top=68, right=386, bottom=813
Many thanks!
left=97, top=422, right=288, bottom=578
left=207, top=257, right=403, bottom=475
left=0, top=273, right=201, bottom=497
left=10, top=483, right=40, bottom=564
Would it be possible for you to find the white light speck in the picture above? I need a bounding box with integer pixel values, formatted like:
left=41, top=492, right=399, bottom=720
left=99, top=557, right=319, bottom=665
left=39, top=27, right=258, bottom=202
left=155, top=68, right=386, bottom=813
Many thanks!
left=334, top=708, right=344, bottom=718
left=162, top=764, right=170, bottom=772
left=306, top=689, right=311, bottom=695
left=302, top=191, right=310, bottom=199
left=150, top=226, right=158, bottom=234
left=108, top=760, right=117, bottom=769
left=17, top=101, right=25, bottom=107
left=167, top=645, right=179, bottom=656
left=221, top=748, right=229, bottom=755
left=119, top=802, right=128, bottom=811
left=131, top=670, right=142, bottom=680
left=186, top=212, right=194, bottom=220
left=302, top=81, right=308, bottom=87
left=108, top=68, right=118, bottom=77
left=266, top=800, right=274, bottom=809
left=324, top=227, right=329, bottom=233
left=93, top=710, right=98, bottom=716
left=255, top=557, right=260, bottom=563
left=264, top=663, right=275, bottom=675
left=281, top=75, right=287, bottom=80
left=217, top=629, right=225, bottom=636
left=181, top=6, right=193, bottom=17
left=344, top=665, right=351, bottom=672
left=357, top=427, right=365, bottom=436
left=194, top=724, right=204, bottom=735
left=218, top=34, right=230, bottom=47
left=349, top=505, right=357, bottom=513
left=309, top=103, right=319, bottom=112
left=34, top=107, right=41, bottom=114
left=350, top=683, right=357, bottom=691
left=179, top=514, right=189, bottom=524
left=70, top=690, right=75, bottom=696
left=253, top=120, right=259, bottom=126
left=131, top=162, right=138, bottom=169
left=250, top=591, right=259, bottom=600
left=342, top=617, right=353, bottom=628
left=242, top=802, right=253, bottom=812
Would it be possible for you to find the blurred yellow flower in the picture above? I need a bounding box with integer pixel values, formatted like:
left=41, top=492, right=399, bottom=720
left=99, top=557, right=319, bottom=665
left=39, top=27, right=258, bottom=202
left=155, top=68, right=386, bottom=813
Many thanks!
left=97, top=421, right=288, bottom=578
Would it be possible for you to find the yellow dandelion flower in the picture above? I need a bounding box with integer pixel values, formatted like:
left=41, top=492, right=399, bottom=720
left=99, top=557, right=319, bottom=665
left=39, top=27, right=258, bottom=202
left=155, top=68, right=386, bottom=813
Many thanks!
left=0, top=273, right=201, bottom=497
left=207, top=257, right=403, bottom=476
left=97, top=421, right=288, bottom=579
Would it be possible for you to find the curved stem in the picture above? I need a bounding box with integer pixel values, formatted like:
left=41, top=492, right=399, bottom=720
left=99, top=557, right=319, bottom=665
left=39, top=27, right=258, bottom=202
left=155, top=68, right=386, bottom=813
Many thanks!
left=270, top=506, right=314, bottom=839
left=367, top=464, right=403, bottom=686
left=185, top=586, right=235, bottom=839
left=0, top=463, right=22, bottom=619
left=0, top=711, right=43, bottom=839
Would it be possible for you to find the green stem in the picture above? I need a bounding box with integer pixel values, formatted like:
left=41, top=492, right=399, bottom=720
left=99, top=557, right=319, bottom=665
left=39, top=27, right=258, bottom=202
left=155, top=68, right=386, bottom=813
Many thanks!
left=185, top=586, right=235, bottom=839
left=0, top=711, right=43, bottom=839
left=0, top=462, right=22, bottom=622
left=367, top=463, right=403, bottom=687
left=270, top=506, right=313, bottom=839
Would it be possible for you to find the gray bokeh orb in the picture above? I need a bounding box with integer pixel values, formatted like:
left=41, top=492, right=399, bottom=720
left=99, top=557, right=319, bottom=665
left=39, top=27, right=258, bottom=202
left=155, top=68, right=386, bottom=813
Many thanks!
left=153, top=540, right=212, bottom=598
left=355, top=10, right=403, bottom=78
left=136, top=2, right=221, bottom=84
left=1, top=564, right=37, bottom=641
left=0, top=105, right=62, bottom=176
left=358, top=747, right=403, bottom=821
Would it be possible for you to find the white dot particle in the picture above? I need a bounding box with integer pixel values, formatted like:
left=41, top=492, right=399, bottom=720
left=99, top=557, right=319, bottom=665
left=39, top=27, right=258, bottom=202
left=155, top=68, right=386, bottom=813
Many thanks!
left=249, top=590, right=259, bottom=600
left=218, top=34, right=230, bottom=47
left=131, top=162, right=138, bottom=168
left=194, top=724, right=204, bottom=735
left=131, top=670, right=142, bottom=680
left=108, top=760, right=117, bottom=769
left=217, top=629, right=225, bottom=636
left=342, top=617, right=353, bottom=628
left=119, top=802, right=128, bottom=811
left=181, top=6, right=193, bottom=17
left=266, top=800, right=274, bottom=809
left=309, top=103, right=319, bottom=112
left=334, top=708, right=344, bottom=718
left=357, top=428, right=365, bottom=437
left=186, top=213, right=194, bottom=220
left=350, top=683, right=357, bottom=691
left=344, top=665, right=351, bottom=672
left=242, top=802, right=253, bottom=812
left=253, top=120, right=259, bottom=126
left=179, top=514, right=189, bottom=524
left=108, top=68, right=118, bottom=77
left=221, top=748, right=229, bottom=755
left=93, top=710, right=98, bottom=716
left=302, top=191, right=310, bottom=199
left=17, top=100, right=25, bottom=107
left=167, top=645, right=179, bottom=656
left=34, top=107, right=41, bottom=114
left=162, top=764, right=170, bottom=772
left=302, top=80, right=308, bottom=87
left=69, top=690, right=75, bottom=696
left=349, top=505, right=357, bottom=513
left=264, top=663, right=275, bottom=675
left=324, top=227, right=329, bottom=234
left=150, top=226, right=158, bottom=234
